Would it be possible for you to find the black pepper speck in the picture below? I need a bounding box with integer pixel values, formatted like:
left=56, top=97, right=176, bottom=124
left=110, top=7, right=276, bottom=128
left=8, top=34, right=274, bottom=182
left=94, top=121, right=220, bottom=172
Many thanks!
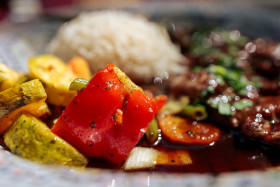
left=90, top=121, right=96, bottom=128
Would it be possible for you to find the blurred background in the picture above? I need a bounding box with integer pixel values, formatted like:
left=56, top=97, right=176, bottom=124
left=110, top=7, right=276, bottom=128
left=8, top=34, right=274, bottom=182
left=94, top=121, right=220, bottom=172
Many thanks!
left=1, top=0, right=280, bottom=23
left=1, top=0, right=280, bottom=70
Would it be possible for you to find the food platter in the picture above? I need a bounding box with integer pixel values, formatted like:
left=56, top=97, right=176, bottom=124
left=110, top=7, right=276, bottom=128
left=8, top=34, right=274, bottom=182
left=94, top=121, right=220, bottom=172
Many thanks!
left=1, top=2, right=280, bottom=186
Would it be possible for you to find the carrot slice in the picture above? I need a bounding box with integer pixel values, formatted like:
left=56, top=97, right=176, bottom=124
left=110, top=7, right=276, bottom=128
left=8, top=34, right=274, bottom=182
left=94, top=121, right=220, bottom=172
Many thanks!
left=158, top=115, right=221, bottom=145
left=67, top=56, right=91, bottom=80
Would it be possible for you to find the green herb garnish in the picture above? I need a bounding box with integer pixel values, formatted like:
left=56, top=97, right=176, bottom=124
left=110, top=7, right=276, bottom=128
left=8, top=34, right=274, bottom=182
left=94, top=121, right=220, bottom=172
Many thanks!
left=233, top=99, right=254, bottom=110
left=218, top=101, right=232, bottom=116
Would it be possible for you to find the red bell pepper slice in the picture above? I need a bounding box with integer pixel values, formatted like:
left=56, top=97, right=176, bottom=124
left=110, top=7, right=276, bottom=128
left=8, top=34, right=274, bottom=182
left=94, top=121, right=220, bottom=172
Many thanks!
left=51, top=64, right=157, bottom=164
left=153, top=95, right=168, bottom=114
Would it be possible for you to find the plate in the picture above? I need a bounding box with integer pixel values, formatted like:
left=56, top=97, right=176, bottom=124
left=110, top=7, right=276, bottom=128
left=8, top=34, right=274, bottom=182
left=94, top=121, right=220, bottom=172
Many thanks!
left=1, top=3, right=280, bottom=187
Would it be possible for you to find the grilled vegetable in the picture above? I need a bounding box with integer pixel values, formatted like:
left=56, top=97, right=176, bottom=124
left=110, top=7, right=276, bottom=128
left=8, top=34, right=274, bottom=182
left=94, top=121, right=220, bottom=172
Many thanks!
left=0, top=63, right=25, bottom=91
left=31, top=102, right=51, bottom=118
left=0, top=79, right=47, bottom=134
left=67, top=56, right=91, bottom=80
left=161, top=96, right=189, bottom=115
left=153, top=95, right=168, bottom=114
left=123, top=147, right=192, bottom=170
left=146, top=119, right=160, bottom=143
left=51, top=64, right=160, bottom=164
left=158, top=115, right=221, bottom=145
left=181, top=104, right=208, bottom=121
left=70, top=80, right=165, bottom=144
left=156, top=148, right=192, bottom=166
left=69, top=78, right=89, bottom=92
left=123, top=147, right=159, bottom=170
left=4, top=114, right=88, bottom=167
left=28, top=55, right=76, bottom=106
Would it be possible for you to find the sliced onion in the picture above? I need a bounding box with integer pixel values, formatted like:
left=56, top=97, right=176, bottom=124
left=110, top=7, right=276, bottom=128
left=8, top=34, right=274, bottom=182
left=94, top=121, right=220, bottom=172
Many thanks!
left=122, top=147, right=158, bottom=170
left=123, top=147, right=192, bottom=170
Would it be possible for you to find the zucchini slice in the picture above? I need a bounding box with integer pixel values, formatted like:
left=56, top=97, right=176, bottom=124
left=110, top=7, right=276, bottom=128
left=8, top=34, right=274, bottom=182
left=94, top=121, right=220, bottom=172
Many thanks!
left=4, top=114, right=88, bottom=167
left=0, top=79, right=47, bottom=134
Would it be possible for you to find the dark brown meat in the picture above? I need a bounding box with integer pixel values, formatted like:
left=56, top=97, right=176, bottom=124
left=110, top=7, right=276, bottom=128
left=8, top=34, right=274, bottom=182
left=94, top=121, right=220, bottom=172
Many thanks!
left=209, top=106, right=246, bottom=129
left=249, top=39, right=280, bottom=77
left=168, top=70, right=210, bottom=98
left=241, top=96, right=280, bottom=145
left=208, top=107, right=240, bottom=129
left=259, top=77, right=280, bottom=96
left=208, top=96, right=280, bottom=146
left=168, top=24, right=191, bottom=54
left=245, top=73, right=280, bottom=96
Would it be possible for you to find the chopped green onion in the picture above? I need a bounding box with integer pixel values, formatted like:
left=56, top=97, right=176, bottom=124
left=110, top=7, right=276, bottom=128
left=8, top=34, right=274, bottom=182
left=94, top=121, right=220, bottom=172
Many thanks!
left=231, top=76, right=247, bottom=90
left=251, top=76, right=263, bottom=88
left=208, top=65, right=227, bottom=76
left=207, top=64, right=261, bottom=95
left=215, top=75, right=225, bottom=86
left=217, top=54, right=234, bottom=68
left=181, top=104, right=208, bottom=121
left=69, top=78, right=89, bottom=92
left=233, top=99, right=253, bottom=110
left=225, top=70, right=241, bottom=82
left=238, top=88, right=248, bottom=96
left=201, top=86, right=215, bottom=97
left=218, top=101, right=232, bottom=116
left=207, top=97, right=219, bottom=109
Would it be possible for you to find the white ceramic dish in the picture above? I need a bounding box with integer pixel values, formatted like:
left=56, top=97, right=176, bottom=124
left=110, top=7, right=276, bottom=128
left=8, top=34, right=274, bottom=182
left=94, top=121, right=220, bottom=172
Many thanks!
left=1, top=3, right=280, bottom=187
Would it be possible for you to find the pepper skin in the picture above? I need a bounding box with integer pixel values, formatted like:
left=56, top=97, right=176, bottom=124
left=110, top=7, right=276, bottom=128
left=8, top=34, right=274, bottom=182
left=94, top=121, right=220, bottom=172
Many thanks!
left=51, top=64, right=157, bottom=164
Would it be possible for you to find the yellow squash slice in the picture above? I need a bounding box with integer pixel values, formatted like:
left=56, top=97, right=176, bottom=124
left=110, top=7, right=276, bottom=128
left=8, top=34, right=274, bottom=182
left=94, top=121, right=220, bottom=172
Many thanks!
left=4, top=114, right=88, bottom=167
left=0, top=79, right=47, bottom=134
left=0, top=63, right=25, bottom=91
left=28, top=55, right=76, bottom=106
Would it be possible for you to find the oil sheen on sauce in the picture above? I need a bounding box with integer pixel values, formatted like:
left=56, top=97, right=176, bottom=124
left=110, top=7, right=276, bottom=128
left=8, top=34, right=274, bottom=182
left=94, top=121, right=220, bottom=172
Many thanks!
left=88, top=130, right=280, bottom=173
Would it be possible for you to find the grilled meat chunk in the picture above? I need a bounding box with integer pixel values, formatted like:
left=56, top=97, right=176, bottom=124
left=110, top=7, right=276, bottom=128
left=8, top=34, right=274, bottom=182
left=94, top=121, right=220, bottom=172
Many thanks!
left=249, top=39, right=280, bottom=78
left=241, top=97, right=280, bottom=145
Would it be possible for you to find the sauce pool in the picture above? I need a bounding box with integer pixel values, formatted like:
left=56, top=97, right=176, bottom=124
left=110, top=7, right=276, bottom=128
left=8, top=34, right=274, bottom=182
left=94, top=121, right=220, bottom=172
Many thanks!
left=88, top=130, right=280, bottom=173
left=154, top=131, right=280, bottom=173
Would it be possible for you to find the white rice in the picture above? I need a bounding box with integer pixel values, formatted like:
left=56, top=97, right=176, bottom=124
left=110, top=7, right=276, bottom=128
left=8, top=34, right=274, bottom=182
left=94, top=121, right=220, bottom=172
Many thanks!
left=47, top=10, right=185, bottom=83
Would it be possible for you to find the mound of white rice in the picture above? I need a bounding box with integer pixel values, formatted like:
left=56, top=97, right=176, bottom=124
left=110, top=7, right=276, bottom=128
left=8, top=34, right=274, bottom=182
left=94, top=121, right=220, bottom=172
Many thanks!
left=47, top=10, right=185, bottom=83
